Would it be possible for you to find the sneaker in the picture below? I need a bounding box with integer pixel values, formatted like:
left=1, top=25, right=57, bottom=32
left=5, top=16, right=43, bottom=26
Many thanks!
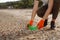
left=50, top=21, right=56, bottom=30
left=44, top=19, right=48, bottom=27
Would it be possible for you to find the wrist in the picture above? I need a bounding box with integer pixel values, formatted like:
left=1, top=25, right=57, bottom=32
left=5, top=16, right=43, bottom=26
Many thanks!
left=41, top=18, right=45, bottom=21
left=31, top=17, right=34, bottom=20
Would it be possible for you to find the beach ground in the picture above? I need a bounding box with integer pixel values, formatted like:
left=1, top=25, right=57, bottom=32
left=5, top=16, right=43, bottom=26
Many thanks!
left=0, top=9, right=60, bottom=40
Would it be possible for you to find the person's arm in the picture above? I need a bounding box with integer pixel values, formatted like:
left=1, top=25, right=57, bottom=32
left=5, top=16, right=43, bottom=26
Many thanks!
left=31, top=0, right=39, bottom=20
left=37, top=0, right=54, bottom=29
left=43, top=0, right=54, bottom=20
left=27, top=0, right=39, bottom=27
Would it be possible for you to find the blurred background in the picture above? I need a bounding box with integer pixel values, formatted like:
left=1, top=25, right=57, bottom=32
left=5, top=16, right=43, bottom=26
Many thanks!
left=0, top=0, right=43, bottom=9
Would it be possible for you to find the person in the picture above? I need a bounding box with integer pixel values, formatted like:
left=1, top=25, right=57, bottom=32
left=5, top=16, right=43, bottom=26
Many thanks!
left=27, top=0, right=60, bottom=30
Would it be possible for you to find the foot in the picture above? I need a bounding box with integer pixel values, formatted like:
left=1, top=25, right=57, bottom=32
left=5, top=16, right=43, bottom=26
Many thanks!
left=50, top=21, right=56, bottom=30
left=44, top=19, right=48, bottom=27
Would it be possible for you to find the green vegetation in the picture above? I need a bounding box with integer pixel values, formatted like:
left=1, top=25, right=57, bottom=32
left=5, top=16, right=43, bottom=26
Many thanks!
left=0, top=0, right=42, bottom=9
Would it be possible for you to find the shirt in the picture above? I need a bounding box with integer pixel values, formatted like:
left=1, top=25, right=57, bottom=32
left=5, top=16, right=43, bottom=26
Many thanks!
left=41, top=0, right=49, bottom=6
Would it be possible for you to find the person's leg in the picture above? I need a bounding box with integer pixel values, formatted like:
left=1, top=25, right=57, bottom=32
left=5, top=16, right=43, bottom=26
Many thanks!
left=37, top=5, right=48, bottom=18
left=37, top=5, right=48, bottom=27
left=50, top=1, right=60, bottom=30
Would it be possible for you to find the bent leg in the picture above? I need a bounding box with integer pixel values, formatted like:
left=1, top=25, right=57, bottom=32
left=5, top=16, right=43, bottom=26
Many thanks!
left=37, top=5, right=48, bottom=18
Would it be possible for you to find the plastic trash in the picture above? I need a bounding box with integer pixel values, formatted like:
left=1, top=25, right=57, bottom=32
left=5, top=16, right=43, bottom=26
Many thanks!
left=29, top=26, right=38, bottom=31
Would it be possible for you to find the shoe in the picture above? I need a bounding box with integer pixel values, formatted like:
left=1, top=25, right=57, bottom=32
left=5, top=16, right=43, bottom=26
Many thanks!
left=44, top=19, right=48, bottom=27
left=50, top=21, right=56, bottom=30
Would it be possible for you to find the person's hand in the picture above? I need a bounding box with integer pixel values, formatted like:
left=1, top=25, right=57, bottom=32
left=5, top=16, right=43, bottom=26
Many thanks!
left=27, top=20, right=34, bottom=29
left=28, top=20, right=34, bottom=26
left=37, top=19, right=45, bottom=29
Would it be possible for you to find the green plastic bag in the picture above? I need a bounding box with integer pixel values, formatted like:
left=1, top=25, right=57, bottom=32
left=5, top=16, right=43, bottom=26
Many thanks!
left=29, top=26, right=38, bottom=31
left=27, top=24, right=38, bottom=31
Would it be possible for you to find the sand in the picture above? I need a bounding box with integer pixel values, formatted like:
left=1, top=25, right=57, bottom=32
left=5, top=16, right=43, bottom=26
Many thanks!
left=0, top=9, right=60, bottom=40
